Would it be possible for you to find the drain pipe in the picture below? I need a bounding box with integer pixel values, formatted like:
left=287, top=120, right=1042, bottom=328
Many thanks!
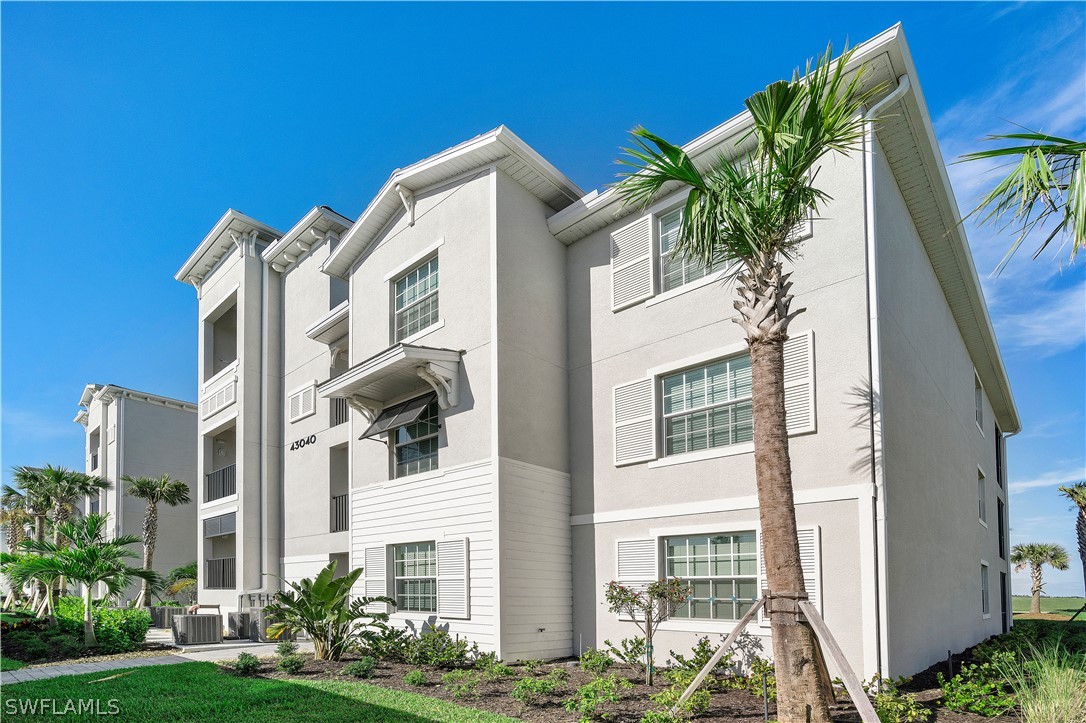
left=862, top=74, right=912, bottom=682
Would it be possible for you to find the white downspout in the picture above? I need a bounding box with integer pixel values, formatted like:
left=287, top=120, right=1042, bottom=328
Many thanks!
left=863, top=74, right=911, bottom=681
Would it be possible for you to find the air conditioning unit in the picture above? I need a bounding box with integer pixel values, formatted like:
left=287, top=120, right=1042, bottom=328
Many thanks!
left=227, top=612, right=250, bottom=639
left=248, top=607, right=291, bottom=643
left=150, top=606, right=182, bottom=629
left=172, top=614, right=223, bottom=645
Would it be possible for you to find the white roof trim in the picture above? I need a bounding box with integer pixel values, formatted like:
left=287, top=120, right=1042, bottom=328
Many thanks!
left=175, top=209, right=283, bottom=283
left=262, top=206, right=353, bottom=271
left=78, top=383, right=197, bottom=413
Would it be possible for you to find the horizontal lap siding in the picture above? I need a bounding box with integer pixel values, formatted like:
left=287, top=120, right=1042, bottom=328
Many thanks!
left=500, top=459, right=573, bottom=660
left=350, top=460, right=498, bottom=650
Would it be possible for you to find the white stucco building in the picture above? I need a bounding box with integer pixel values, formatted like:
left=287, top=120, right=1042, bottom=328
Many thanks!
left=174, top=26, right=1018, bottom=678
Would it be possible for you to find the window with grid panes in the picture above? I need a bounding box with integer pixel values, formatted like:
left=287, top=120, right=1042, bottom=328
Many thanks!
left=395, top=257, right=439, bottom=341
left=662, top=355, right=753, bottom=456
left=665, top=533, right=758, bottom=620
left=394, top=397, right=439, bottom=478
left=394, top=542, right=436, bottom=612
left=659, top=208, right=710, bottom=291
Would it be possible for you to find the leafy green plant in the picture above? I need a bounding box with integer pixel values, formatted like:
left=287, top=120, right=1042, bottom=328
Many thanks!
left=579, top=647, right=614, bottom=675
left=276, top=640, right=299, bottom=657
left=640, top=711, right=682, bottom=723
left=441, top=669, right=481, bottom=698
left=277, top=654, right=306, bottom=674
left=231, top=652, right=261, bottom=676
left=341, top=657, right=377, bottom=679
left=862, top=676, right=930, bottom=723
left=403, top=668, right=428, bottom=686
left=366, top=624, right=413, bottom=661
left=522, top=659, right=545, bottom=675
left=937, top=652, right=1016, bottom=716
left=262, top=560, right=394, bottom=661
left=650, top=683, right=711, bottom=718
left=548, top=666, right=570, bottom=682
left=481, top=661, right=515, bottom=680
left=605, top=636, right=647, bottom=675
left=405, top=628, right=475, bottom=669
left=511, top=676, right=563, bottom=707
left=54, top=596, right=150, bottom=653
left=563, top=674, right=633, bottom=721
left=603, top=579, right=692, bottom=685
left=995, top=642, right=1086, bottom=723
left=670, top=635, right=732, bottom=674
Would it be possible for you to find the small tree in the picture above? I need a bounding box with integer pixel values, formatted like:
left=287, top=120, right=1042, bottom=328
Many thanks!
left=164, top=561, right=198, bottom=604
left=605, top=578, right=691, bottom=685
left=124, top=474, right=191, bottom=607
left=264, top=560, right=395, bottom=661
left=1011, top=542, right=1070, bottom=614
left=1057, top=482, right=1086, bottom=601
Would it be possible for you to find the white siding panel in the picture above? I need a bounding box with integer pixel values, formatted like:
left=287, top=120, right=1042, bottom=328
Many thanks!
left=783, top=331, right=816, bottom=435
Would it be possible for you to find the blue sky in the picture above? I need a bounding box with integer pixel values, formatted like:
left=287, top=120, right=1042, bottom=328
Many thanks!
left=3, top=2, right=1084, bottom=596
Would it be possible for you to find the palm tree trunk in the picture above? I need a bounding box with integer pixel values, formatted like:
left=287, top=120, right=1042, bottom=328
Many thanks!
left=136, top=502, right=158, bottom=607
left=53, top=505, right=69, bottom=597
left=1077, top=511, right=1086, bottom=599
left=83, top=584, right=97, bottom=647
left=750, top=336, right=832, bottom=723
left=31, top=514, right=46, bottom=608
left=1030, top=564, right=1043, bottom=614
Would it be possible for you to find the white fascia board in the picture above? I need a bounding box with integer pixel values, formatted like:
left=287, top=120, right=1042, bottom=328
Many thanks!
left=262, top=206, right=354, bottom=269
left=175, top=208, right=283, bottom=282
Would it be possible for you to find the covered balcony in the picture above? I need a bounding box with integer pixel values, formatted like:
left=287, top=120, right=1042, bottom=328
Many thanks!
left=204, top=512, right=236, bottom=589
left=205, top=428, right=237, bottom=502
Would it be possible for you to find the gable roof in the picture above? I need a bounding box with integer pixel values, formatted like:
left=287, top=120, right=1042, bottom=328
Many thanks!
left=175, top=209, right=283, bottom=284
left=321, top=126, right=585, bottom=279
left=262, top=205, right=354, bottom=274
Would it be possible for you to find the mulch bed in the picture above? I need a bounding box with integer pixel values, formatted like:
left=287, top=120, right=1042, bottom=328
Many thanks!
left=21, top=643, right=178, bottom=668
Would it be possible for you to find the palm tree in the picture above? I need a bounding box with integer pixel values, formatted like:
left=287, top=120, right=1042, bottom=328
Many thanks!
left=615, top=45, right=881, bottom=723
left=959, top=132, right=1084, bottom=272
left=34, top=465, right=111, bottom=597
left=0, top=500, right=32, bottom=609
left=1011, top=542, right=1070, bottom=614
left=164, top=561, right=198, bottom=605
left=5, top=467, right=53, bottom=608
left=19, top=513, right=158, bottom=646
left=123, top=475, right=191, bottom=607
left=1057, top=482, right=1086, bottom=606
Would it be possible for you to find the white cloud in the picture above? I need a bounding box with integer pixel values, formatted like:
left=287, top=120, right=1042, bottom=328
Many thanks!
left=996, top=279, right=1086, bottom=355
left=0, top=407, right=79, bottom=441
left=1009, top=465, right=1086, bottom=495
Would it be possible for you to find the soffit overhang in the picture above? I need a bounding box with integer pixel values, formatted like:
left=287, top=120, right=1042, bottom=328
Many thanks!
left=175, top=209, right=283, bottom=284
left=262, top=206, right=354, bottom=273
left=318, top=343, right=461, bottom=419
left=305, top=300, right=350, bottom=344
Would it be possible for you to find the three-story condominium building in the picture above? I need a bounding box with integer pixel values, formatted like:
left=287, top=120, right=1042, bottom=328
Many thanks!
left=74, top=384, right=198, bottom=601
left=175, top=26, right=1019, bottom=678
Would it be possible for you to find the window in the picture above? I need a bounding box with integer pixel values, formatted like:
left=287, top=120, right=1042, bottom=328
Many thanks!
left=395, top=257, right=439, bottom=341
left=394, top=542, right=436, bottom=612
left=665, top=533, right=758, bottom=621
left=975, top=373, right=984, bottom=429
left=995, top=426, right=1004, bottom=488
left=978, top=470, right=987, bottom=524
left=997, top=498, right=1006, bottom=559
left=659, top=208, right=709, bottom=291
left=394, top=397, right=439, bottom=478
left=981, top=564, right=990, bottom=616
left=662, top=355, right=752, bottom=456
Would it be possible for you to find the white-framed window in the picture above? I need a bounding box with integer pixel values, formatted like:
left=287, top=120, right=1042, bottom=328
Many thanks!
left=980, top=562, right=990, bottom=616
left=974, top=372, right=984, bottom=430
left=394, top=541, right=437, bottom=613
left=659, top=208, right=710, bottom=292
left=661, top=355, right=753, bottom=456
left=393, top=397, right=439, bottom=478
left=394, top=257, right=439, bottom=341
left=978, top=469, right=987, bottom=524
left=288, top=383, right=317, bottom=423
left=665, top=532, right=759, bottom=621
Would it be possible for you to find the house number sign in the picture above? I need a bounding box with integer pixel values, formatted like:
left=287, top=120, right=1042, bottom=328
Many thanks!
left=289, top=435, right=317, bottom=451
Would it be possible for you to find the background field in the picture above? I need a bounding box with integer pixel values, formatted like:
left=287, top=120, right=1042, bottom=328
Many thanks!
left=1012, top=596, right=1085, bottom=619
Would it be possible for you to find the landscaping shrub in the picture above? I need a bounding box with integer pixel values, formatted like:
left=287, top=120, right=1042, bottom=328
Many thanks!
left=937, top=651, right=1016, bottom=716
left=669, top=635, right=732, bottom=674
left=639, top=711, right=683, bottom=723
left=341, top=657, right=378, bottom=679
left=649, top=682, right=711, bottom=718
left=0, top=627, right=86, bottom=662
left=231, top=652, right=261, bottom=676
left=53, top=596, right=150, bottom=652
left=863, top=676, right=930, bottom=723
left=477, top=656, right=515, bottom=680
left=995, top=642, right=1086, bottom=723
left=511, top=676, right=563, bottom=707
left=0, top=610, right=47, bottom=633
left=440, top=670, right=481, bottom=698
left=521, top=658, right=545, bottom=675
left=548, top=666, right=570, bottom=682
left=276, top=640, right=299, bottom=657
left=605, top=636, right=647, bottom=674
left=366, top=625, right=413, bottom=662
left=563, top=674, right=632, bottom=721
left=721, top=655, right=776, bottom=700
left=578, top=646, right=614, bottom=675
left=403, top=668, right=428, bottom=686
left=406, top=629, right=475, bottom=669
left=277, top=654, right=306, bottom=674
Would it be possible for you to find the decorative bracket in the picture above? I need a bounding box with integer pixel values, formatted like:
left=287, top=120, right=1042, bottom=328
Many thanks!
left=347, top=395, right=383, bottom=424
left=395, top=183, right=415, bottom=227
left=329, top=344, right=345, bottom=367
left=416, top=361, right=458, bottom=409
left=187, top=276, right=203, bottom=300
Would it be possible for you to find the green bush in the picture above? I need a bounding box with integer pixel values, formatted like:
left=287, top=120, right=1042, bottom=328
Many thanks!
left=53, top=596, right=151, bottom=652
left=863, top=676, right=930, bottom=723
left=548, top=666, right=570, bottom=682
left=366, top=625, right=413, bottom=662
left=440, top=669, right=481, bottom=698
left=522, top=659, right=545, bottom=675
left=995, top=642, right=1086, bottom=723
left=640, top=711, right=682, bottom=723
left=341, top=657, right=378, bottom=679
left=650, top=683, right=711, bottom=718
left=406, top=629, right=475, bottom=669
left=670, top=636, right=732, bottom=674
left=563, top=674, right=632, bottom=721
left=0, top=628, right=86, bottom=662
left=231, top=652, right=261, bottom=675
left=721, top=656, right=776, bottom=700
left=277, top=654, right=306, bottom=674
left=276, top=640, right=299, bottom=657
left=605, top=636, right=647, bottom=674
left=403, top=668, right=428, bottom=686
left=579, top=647, right=614, bottom=675
left=511, top=676, right=563, bottom=706
left=937, top=651, right=1016, bottom=716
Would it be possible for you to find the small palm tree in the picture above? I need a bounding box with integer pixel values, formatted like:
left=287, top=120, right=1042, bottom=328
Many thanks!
left=1011, top=542, right=1070, bottom=614
left=959, top=132, right=1084, bottom=271
left=1057, top=482, right=1086, bottom=602
left=123, top=475, right=191, bottom=607
left=5, top=467, right=53, bottom=608
left=34, top=465, right=111, bottom=597
left=164, top=561, right=198, bottom=605
left=19, top=513, right=158, bottom=646
left=0, top=501, right=32, bottom=609
left=615, top=44, right=882, bottom=723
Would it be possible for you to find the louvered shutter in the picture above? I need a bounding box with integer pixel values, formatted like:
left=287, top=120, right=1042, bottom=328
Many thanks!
left=289, top=392, right=302, bottom=421
left=300, top=386, right=315, bottom=416
left=363, top=546, right=389, bottom=613
left=437, top=538, right=470, bottom=619
left=614, top=378, right=656, bottom=465
left=616, top=538, right=658, bottom=621
left=759, top=526, right=822, bottom=621
left=288, top=384, right=317, bottom=423
left=783, top=331, right=816, bottom=435
left=611, top=216, right=654, bottom=310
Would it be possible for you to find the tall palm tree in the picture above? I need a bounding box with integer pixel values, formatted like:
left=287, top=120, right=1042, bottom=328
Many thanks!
left=615, top=45, right=882, bottom=723
left=0, top=500, right=32, bottom=609
left=959, top=132, right=1084, bottom=272
left=1057, top=482, right=1086, bottom=604
left=123, top=474, right=191, bottom=607
left=34, top=465, right=111, bottom=596
left=1011, top=542, right=1070, bottom=614
left=5, top=467, right=53, bottom=607
left=19, top=513, right=158, bottom=646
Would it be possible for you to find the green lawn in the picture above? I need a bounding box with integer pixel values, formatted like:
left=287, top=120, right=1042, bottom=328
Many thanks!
left=1011, top=595, right=1085, bottom=616
left=1, top=656, right=27, bottom=671
left=1, top=662, right=514, bottom=722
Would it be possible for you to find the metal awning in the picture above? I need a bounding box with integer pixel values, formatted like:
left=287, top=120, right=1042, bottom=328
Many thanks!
left=358, top=392, right=435, bottom=440
left=318, top=343, right=460, bottom=422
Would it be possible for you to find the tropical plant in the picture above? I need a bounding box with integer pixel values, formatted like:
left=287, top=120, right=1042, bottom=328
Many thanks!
left=341, top=657, right=377, bottom=678
left=958, top=132, right=1084, bottom=271
left=614, top=42, right=882, bottom=722
left=1057, top=482, right=1086, bottom=602
left=994, top=642, right=1086, bottom=723
left=16, top=513, right=158, bottom=646
left=0, top=498, right=32, bottom=609
left=262, top=560, right=394, bottom=661
left=403, top=668, right=428, bottom=686
left=603, top=579, right=691, bottom=685
left=605, top=635, right=648, bottom=675
left=33, top=465, right=111, bottom=598
left=164, top=561, right=198, bottom=604
left=563, top=674, right=633, bottom=721
left=5, top=467, right=52, bottom=609
left=123, top=474, right=191, bottom=607
left=579, top=646, right=614, bottom=675
left=1012, top=543, right=1071, bottom=614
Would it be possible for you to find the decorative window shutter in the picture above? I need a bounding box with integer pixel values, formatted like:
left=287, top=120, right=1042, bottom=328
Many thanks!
left=301, top=386, right=315, bottom=416
left=616, top=538, right=657, bottom=621
left=363, top=546, right=388, bottom=613
left=436, top=538, right=470, bottom=619
left=611, top=216, right=654, bottom=310
left=783, top=331, right=816, bottom=435
left=107, top=425, right=116, bottom=444
left=759, top=526, right=822, bottom=622
left=288, top=383, right=317, bottom=423
left=614, top=378, right=657, bottom=465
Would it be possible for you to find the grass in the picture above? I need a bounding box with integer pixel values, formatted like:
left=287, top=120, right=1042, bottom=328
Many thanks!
left=1012, top=596, right=1085, bottom=619
left=1, top=656, right=27, bottom=671
left=1, top=661, right=515, bottom=722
